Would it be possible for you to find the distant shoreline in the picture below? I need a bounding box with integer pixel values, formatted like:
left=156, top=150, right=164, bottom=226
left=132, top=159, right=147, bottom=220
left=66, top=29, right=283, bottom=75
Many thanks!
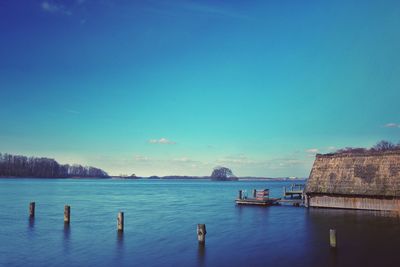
left=0, top=176, right=307, bottom=181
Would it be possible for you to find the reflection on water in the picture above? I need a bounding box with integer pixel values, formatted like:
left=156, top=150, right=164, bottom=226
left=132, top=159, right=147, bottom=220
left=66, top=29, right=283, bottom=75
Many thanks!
left=197, top=243, right=206, bottom=267
left=329, top=247, right=338, bottom=267
left=63, top=224, right=70, bottom=240
left=116, top=231, right=124, bottom=248
left=113, top=230, right=125, bottom=266
left=63, top=223, right=71, bottom=254
left=28, top=217, right=35, bottom=230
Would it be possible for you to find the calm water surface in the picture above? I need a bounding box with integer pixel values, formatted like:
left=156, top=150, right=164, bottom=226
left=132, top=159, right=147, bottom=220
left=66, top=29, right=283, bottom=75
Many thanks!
left=1, top=179, right=400, bottom=267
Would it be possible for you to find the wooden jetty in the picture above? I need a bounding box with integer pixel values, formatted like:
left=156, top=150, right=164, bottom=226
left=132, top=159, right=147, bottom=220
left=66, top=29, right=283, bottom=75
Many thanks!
left=279, top=184, right=305, bottom=206
left=236, top=189, right=280, bottom=206
left=283, top=184, right=305, bottom=198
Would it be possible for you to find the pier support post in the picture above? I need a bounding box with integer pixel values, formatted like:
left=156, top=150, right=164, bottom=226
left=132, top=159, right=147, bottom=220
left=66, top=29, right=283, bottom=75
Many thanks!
left=64, top=205, right=70, bottom=224
left=29, top=202, right=35, bottom=218
left=330, top=229, right=337, bottom=248
left=238, top=190, right=243, bottom=200
left=197, top=224, right=206, bottom=244
left=252, top=189, right=257, bottom=198
left=117, top=212, right=124, bottom=232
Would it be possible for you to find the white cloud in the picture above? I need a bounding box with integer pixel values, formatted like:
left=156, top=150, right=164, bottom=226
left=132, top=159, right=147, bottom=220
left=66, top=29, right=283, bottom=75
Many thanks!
left=216, top=154, right=257, bottom=165
left=306, top=148, right=319, bottom=154
left=41, top=2, right=59, bottom=12
left=215, top=154, right=308, bottom=171
left=148, top=138, right=176, bottom=145
left=173, top=157, right=192, bottom=162
left=41, top=1, right=72, bottom=15
left=134, top=155, right=150, bottom=161
left=384, top=123, right=400, bottom=128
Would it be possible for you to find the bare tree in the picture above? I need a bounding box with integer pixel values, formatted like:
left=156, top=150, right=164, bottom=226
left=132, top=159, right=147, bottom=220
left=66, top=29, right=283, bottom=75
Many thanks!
left=334, top=140, right=400, bottom=155
left=372, top=140, right=396, bottom=151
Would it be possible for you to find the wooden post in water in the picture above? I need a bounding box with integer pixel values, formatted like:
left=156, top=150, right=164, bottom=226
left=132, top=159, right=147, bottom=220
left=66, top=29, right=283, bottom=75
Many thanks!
left=238, top=190, right=243, bottom=200
left=252, top=189, right=257, bottom=198
left=29, top=202, right=35, bottom=218
left=117, top=212, right=124, bottom=232
left=64, top=205, right=70, bottom=224
left=197, top=224, right=206, bottom=244
left=330, top=229, right=337, bottom=248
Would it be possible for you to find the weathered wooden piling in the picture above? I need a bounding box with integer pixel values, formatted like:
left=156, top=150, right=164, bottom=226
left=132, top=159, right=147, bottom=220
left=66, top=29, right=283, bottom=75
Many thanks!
left=64, top=205, right=71, bottom=224
left=197, top=224, right=206, bottom=244
left=330, top=229, right=337, bottom=248
left=117, top=212, right=124, bottom=232
left=29, top=202, right=35, bottom=218
left=238, top=190, right=243, bottom=200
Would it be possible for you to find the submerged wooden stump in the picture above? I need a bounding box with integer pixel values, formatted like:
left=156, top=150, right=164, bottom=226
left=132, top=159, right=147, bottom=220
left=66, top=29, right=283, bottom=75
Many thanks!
left=64, top=205, right=71, bottom=224
left=29, top=202, right=35, bottom=218
left=330, top=229, right=337, bottom=248
left=117, top=212, right=124, bottom=232
left=197, top=224, right=206, bottom=244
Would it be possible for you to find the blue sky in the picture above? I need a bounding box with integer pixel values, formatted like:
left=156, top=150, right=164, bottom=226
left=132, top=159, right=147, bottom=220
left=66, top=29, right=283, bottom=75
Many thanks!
left=1, top=0, right=399, bottom=176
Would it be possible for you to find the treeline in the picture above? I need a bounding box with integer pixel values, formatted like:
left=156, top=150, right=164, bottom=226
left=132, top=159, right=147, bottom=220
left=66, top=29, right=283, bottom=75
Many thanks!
left=0, top=153, right=109, bottom=178
left=334, top=140, right=400, bottom=154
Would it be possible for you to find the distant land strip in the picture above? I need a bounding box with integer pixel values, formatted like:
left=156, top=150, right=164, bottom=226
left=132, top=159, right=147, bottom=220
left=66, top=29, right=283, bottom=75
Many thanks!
left=0, top=153, right=109, bottom=178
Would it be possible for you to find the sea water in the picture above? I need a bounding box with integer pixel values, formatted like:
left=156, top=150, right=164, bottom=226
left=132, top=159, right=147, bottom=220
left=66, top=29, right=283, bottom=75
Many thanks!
left=0, top=179, right=400, bottom=267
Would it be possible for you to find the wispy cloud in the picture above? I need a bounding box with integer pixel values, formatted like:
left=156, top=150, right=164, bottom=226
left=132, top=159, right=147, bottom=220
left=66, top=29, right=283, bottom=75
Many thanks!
left=306, top=148, right=319, bottom=154
left=172, top=157, right=195, bottom=163
left=139, top=1, right=249, bottom=20
left=41, top=1, right=72, bottom=15
left=134, top=155, right=150, bottom=162
left=180, top=2, right=249, bottom=19
left=148, top=138, right=176, bottom=145
left=216, top=154, right=308, bottom=171
left=384, top=123, right=400, bottom=128
left=41, top=0, right=87, bottom=15
left=217, top=154, right=257, bottom=165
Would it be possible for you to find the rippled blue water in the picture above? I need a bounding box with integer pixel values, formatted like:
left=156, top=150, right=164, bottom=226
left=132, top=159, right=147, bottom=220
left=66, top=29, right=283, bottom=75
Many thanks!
left=1, top=179, right=400, bottom=267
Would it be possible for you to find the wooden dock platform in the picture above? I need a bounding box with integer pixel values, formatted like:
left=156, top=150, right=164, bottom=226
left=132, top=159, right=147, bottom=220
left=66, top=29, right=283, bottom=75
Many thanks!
left=277, top=198, right=304, bottom=206
left=236, top=197, right=280, bottom=206
left=236, top=189, right=280, bottom=206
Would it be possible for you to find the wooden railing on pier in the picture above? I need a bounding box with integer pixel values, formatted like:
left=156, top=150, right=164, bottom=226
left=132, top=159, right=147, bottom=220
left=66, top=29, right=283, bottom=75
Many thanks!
left=279, top=184, right=305, bottom=206
left=283, top=184, right=305, bottom=198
